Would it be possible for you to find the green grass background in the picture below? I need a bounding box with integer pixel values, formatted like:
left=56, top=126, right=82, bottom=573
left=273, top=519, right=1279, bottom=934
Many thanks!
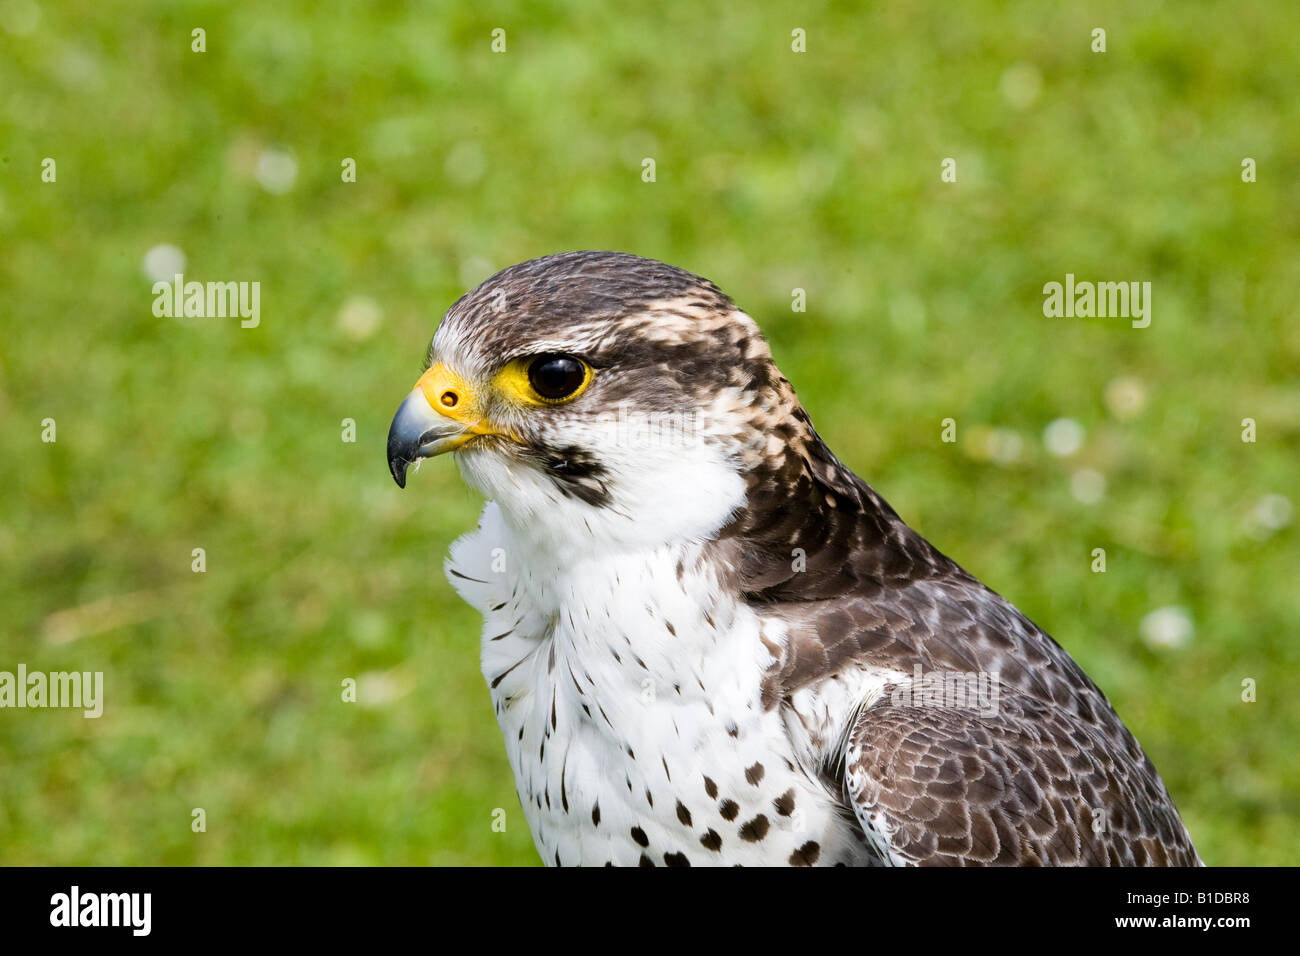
left=1, top=1, right=1297, bottom=865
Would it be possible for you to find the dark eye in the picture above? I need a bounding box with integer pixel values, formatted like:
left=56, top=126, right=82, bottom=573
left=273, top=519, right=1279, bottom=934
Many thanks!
left=528, top=354, right=588, bottom=401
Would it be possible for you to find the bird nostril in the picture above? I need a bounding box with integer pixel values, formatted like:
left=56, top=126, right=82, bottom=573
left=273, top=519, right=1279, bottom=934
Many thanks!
left=440, top=390, right=459, bottom=409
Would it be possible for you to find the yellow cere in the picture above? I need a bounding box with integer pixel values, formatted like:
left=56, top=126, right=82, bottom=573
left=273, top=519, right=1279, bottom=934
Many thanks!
left=414, top=363, right=489, bottom=431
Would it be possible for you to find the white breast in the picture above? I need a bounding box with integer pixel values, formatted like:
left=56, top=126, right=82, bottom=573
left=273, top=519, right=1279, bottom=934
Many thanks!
left=444, top=502, right=879, bottom=866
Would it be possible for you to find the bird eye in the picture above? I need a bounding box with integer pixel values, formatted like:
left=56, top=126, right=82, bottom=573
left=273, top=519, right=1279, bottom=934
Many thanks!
left=527, top=354, right=588, bottom=401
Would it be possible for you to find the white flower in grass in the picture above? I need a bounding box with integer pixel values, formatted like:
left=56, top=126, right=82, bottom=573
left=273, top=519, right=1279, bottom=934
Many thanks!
left=1043, top=418, right=1084, bottom=457
left=1070, top=468, right=1105, bottom=504
left=1141, top=606, right=1194, bottom=651
left=256, top=147, right=298, bottom=194
left=1104, top=377, right=1147, bottom=420
left=142, top=244, right=186, bottom=282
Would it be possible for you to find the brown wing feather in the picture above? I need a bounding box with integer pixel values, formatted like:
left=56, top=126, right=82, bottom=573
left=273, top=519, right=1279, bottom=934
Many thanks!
left=708, top=381, right=1200, bottom=866
left=844, top=689, right=1200, bottom=866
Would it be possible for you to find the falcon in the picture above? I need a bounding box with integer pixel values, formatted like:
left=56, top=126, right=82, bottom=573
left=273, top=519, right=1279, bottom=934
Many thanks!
left=386, top=251, right=1200, bottom=867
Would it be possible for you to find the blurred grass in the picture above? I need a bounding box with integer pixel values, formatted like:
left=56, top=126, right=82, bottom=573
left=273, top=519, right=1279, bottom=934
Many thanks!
left=1, top=0, right=1297, bottom=865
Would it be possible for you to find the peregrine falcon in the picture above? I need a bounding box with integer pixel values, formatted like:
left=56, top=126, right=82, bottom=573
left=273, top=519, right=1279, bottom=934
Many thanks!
left=386, top=251, right=1200, bottom=867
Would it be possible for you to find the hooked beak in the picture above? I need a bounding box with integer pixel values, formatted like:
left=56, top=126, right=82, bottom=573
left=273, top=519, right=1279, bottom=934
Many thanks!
left=386, top=363, right=487, bottom=488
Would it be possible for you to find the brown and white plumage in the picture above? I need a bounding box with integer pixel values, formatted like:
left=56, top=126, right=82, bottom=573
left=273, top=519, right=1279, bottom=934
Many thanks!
left=387, top=250, right=1200, bottom=866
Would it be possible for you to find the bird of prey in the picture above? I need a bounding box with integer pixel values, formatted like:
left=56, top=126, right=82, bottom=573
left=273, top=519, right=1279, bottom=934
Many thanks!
left=387, top=251, right=1200, bottom=867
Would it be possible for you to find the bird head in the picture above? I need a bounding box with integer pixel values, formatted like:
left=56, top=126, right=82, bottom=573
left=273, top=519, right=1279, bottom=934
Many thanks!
left=386, top=251, right=815, bottom=556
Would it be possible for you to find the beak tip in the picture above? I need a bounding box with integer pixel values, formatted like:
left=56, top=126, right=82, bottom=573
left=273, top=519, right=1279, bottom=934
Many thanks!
left=388, top=456, right=409, bottom=489
left=388, top=384, right=468, bottom=488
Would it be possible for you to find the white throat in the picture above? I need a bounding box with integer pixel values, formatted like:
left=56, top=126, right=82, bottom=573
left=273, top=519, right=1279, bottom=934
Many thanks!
left=453, top=424, right=747, bottom=565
